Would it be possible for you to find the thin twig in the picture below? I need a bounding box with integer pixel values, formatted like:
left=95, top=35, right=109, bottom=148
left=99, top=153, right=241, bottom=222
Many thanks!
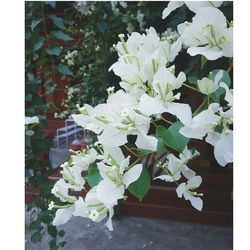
left=183, top=83, right=200, bottom=93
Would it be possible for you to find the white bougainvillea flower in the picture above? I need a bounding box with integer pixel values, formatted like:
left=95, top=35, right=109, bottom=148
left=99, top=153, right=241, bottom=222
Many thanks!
left=220, top=82, right=233, bottom=107
left=73, top=189, right=115, bottom=231
left=162, top=1, right=223, bottom=19
left=60, top=164, right=85, bottom=191
left=154, top=148, right=196, bottom=183
left=109, top=27, right=183, bottom=98
left=73, top=90, right=158, bottom=151
left=138, top=66, right=192, bottom=124
left=176, top=176, right=203, bottom=211
left=96, top=146, right=142, bottom=204
left=71, top=148, right=98, bottom=171
left=197, top=70, right=223, bottom=95
left=53, top=205, right=75, bottom=226
left=206, top=130, right=233, bottom=166
left=25, top=116, right=39, bottom=125
left=177, top=7, right=233, bottom=60
left=180, top=103, right=220, bottom=139
left=179, top=146, right=200, bottom=164
left=51, top=179, right=77, bottom=203
left=72, top=103, right=105, bottom=134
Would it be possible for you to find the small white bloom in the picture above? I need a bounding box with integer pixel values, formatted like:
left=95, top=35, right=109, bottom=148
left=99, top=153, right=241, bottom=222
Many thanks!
left=25, top=116, right=39, bottom=125
left=176, top=176, right=203, bottom=211
left=197, top=70, right=223, bottom=95
left=48, top=201, right=55, bottom=210
left=25, top=130, right=35, bottom=136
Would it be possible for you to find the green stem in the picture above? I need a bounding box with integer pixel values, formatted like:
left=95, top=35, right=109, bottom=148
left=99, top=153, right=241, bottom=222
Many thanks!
left=227, top=62, right=233, bottom=73
left=124, top=144, right=139, bottom=158
left=160, top=116, right=173, bottom=125
left=183, top=83, right=200, bottom=93
left=193, top=97, right=208, bottom=116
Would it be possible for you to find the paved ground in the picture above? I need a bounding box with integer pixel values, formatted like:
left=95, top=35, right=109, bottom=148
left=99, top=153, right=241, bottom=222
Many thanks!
left=26, top=215, right=233, bottom=250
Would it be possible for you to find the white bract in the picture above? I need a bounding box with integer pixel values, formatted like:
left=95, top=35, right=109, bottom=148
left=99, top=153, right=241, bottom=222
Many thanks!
left=73, top=189, right=115, bottom=231
left=109, top=27, right=183, bottom=98
left=177, top=7, right=233, bottom=60
left=176, top=176, right=203, bottom=211
left=60, top=163, right=85, bottom=191
left=71, top=148, right=98, bottom=171
left=162, top=1, right=223, bottom=19
left=73, top=90, right=158, bottom=151
left=197, top=70, right=223, bottom=95
left=97, top=146, right=142, bottom=204
left=205, top=82, right=233, bottom=166
left=154, top=154, right=195, bottom=183
left=138, top=66, right=192, bottom=124
left=180, top=84, right=233, bottom=166
left=25, top=116, right=39, bottom=125
left=49, top=2, right=233, bottom=230
left=180, top=103, right=221, bottom=140
left=154, top=147, right=199, bottom=183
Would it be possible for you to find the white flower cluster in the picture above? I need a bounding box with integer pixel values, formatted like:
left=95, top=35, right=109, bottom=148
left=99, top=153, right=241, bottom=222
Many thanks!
left=61, top=50, right=78, bottom=66
left=50, top=146, right=142, bottom=231
left=50, top=1, right=233, bottom=230
left=154, top=146, right=203, bottom=210
left=162, top=1, right=232, bottom=60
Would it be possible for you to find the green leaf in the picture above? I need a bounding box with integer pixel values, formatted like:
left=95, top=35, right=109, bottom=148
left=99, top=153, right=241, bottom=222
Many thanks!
left=57, top=64, right=73, bottom=76
left=25, top=93, right=33, bottom=102
left=45, top=1, right=56, bottom=8
left=49, top=239, right=59, bottom=250
left=31, top=231, right=42, bottom=243
left=45, top=47, right=61, bottom=56
left=34, top=37, right=45, bottom=51
left=49, top=15, right=66, bottom=30
left=45, top=84, right=57, bottom=94
left=31, top=19, right=41, bottom=31
left=41, top=211, right=53, bottom=223
left=128, top=167, right=151, bottom=201
left=48, top=225, right=57, bottom=238
left=87, top=168, right=102, bottom=188
left=50, top=31, right=73, bottom=41
left=58, top=230, right=65, bottom=237
left=188, top=76, right=199, bottom=85
left=156, top=122, right=189, bottom=153
left=209, top=69, right=231, bottom=102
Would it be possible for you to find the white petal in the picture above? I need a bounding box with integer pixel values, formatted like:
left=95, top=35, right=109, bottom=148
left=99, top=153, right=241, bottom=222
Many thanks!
left=98, top=126, right=128, bottom=147
left=53, top=206, right=74, bottom=226
left=138, top=93, right=167, bottom=116
left=214, top=70, right=224, bottom=85
left=135, top=133, right=158, bottom=151
left=181, top=165, right=196, bottom=180
left=71, top=114, right=86, bottom=128
left=106, top=208, right=114, bottom=231
left=123, top=164, right=143, bottom=188
left=187, top=46, right=223, bottom=60
left=162, top=1, right=184, bottom=19
left=206, top=132, right=220, bottom=147
left=96, top=180, right=124, bottom=206
left=103, top=146, right=125, bottom=166
left=187, top=195, right=203, bottom=211
left=73, top=197, right=88, bottom=217
left=154, top=175, right=175, bottom=183
left=187, top=176, right=202, bottom=189
left=167, top=102, right=192, bottom=125
left=176, top=183, right=186, bottom=198
left=213, top=132, right=233, bottom=166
